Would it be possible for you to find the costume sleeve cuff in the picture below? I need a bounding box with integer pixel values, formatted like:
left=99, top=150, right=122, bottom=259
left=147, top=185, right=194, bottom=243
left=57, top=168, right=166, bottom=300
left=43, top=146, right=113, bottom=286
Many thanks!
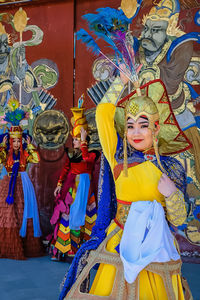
left=0, top=142, right=6, bottom=148
left=27, top=143, right=36, bottom=151
left=165, top=188, right=187, bottom=226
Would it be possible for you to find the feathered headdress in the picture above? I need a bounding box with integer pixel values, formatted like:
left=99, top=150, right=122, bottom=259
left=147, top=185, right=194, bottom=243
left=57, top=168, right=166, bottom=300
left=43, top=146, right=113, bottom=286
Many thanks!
left=4, top=97, right=25, bottom=138
left=76, top=6, right=143, bottom=87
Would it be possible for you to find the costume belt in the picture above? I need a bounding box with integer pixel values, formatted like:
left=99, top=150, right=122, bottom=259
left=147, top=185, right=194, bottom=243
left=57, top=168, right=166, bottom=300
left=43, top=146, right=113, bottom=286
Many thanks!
left=114, top=199, right=132, bottom=229
left=8, top=172, right=20, bottom=177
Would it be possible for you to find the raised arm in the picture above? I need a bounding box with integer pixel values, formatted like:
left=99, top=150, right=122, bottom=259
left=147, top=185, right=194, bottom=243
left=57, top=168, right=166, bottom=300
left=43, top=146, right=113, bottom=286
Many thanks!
left=80, top=141, right=96, bottom=163
left=80, top=127, right=96, bottom=163
left=96, top=77, right=125, bottom=171
left=96, top=103, right=118, bottom=170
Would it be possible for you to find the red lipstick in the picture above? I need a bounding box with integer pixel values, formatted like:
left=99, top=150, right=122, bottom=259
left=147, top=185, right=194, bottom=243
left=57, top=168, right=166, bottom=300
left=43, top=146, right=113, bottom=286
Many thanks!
left=133, top=139, right=143, bottom=143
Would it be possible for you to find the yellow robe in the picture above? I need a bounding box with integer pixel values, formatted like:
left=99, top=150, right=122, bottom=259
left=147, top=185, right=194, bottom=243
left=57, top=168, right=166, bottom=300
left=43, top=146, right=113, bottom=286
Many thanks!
left=90, top=103, right=185, bottom=299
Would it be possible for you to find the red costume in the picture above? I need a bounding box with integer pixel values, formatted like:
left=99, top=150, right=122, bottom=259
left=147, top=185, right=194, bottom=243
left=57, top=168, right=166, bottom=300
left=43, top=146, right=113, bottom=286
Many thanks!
left=50, top=101, right=98, bottom=260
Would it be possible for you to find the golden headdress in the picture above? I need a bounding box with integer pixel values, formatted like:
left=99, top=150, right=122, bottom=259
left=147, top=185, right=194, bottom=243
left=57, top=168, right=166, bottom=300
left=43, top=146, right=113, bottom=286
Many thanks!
left=117, top=79, right=191, bottom=156
left=142, top=0, right=185, bottom=37
left=9, top=125, right=23, bottom=139
left=117, top=79, right=191, bottom=174
left=70, top=94, right=88, bottom=139
left=120, top=0, right=185, bottom=37
left=126, top=95, right=159, bottom=132
left=0, top=22, right=11, bottom=44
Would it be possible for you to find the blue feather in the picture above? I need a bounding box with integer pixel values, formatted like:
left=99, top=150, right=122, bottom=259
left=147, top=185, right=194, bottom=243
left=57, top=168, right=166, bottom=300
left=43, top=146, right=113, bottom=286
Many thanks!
left=76, top=29, right=100, bottom=55
left=167, top=32, right=200, bottom=63
left=96, top=7, right=132, bottom=25
left=83, top=12, right=110, bottom=29
left=6, top=195, right=14, bottom=205
left=82, top=9, right=131, bottom=67
left=78, top=7, right=141, bottom=79
left=95, top=31, right=119, bottom=51
left=4, top=109, right=25, bottom=126
left=83, top=7, right=132, bottom=36
left=82, top=12, right=121, bottom=51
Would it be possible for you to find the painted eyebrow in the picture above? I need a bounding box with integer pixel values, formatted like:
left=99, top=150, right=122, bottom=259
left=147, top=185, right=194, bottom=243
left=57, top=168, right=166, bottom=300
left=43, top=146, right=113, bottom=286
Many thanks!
left=138, top=121, right=149, bottom=124
left=127, top=121, right=149, bottom=124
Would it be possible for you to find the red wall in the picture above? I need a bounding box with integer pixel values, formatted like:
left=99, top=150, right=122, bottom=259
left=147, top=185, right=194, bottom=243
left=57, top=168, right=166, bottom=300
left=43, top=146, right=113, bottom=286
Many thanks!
left=0, top=1, right=75, bottom=235
left=74, top=0, right=121, bottom=109
left=26, top=1, right=74, bottom=116
left=1, top=0, right=74, bottom=120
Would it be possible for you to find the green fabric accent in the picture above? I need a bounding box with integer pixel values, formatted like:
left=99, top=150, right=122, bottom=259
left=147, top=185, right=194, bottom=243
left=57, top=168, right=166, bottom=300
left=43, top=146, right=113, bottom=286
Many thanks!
left=70, top=229, right=80, bottom=237
left=57, top=237, right=71, bottom=246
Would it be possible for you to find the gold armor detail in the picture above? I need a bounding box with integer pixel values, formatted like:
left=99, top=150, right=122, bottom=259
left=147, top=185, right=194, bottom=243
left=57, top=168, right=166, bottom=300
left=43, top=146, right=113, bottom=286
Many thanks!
left=165, top=189, right=187, bottom=226
left=115, top=201, right=131, bottom=227
left=128, top=101, right=139, bottom=116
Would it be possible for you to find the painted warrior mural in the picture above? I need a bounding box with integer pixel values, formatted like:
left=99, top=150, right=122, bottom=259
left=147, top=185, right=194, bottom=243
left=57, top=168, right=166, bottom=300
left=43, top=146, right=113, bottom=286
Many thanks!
left=0, top=8, right=58, bottom=133
left=129, top=0, right=200, bottom=261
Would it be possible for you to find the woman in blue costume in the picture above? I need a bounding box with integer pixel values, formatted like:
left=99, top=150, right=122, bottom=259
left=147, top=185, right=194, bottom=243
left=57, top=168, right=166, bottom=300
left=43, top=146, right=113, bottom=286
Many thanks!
left=0, top=98, right=42, bottom=260
left=59, top=78, right=192, bottom=299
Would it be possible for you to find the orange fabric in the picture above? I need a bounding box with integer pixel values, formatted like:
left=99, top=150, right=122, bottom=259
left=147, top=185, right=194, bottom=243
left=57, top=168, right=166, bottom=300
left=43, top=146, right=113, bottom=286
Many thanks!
left=57, top=230, right=70, bottom=241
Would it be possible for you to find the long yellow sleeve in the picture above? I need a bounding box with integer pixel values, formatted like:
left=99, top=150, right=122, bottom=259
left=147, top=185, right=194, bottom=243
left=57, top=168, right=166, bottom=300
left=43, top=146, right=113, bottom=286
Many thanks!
left=96, top=76, right=125, bottom=171
left=96, top=103, right=118, bottom=171
left=100, top=76, right=125, bottom=105
left=165, top=189, right=187, bottom=226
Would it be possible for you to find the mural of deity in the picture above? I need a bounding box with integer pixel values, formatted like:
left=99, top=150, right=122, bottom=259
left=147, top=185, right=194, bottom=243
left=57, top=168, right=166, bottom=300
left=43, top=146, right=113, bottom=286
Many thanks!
left=135, top=0, right=200, bottom=258
left=0, top=8, right=58, bottom=134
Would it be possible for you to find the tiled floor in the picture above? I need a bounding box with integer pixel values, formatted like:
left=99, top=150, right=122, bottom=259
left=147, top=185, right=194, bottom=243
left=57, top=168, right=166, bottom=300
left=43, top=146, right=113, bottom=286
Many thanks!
left=0, top=256, right=199, bottom=300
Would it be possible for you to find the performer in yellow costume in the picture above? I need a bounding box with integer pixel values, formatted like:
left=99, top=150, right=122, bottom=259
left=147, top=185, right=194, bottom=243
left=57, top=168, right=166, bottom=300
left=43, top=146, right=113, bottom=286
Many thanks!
left=60, top=79, right=192, bottom=299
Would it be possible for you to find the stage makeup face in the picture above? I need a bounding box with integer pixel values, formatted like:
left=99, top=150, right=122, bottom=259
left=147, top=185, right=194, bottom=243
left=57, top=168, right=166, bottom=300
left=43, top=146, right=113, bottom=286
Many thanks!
left=126, top=116, right=159, bottom=151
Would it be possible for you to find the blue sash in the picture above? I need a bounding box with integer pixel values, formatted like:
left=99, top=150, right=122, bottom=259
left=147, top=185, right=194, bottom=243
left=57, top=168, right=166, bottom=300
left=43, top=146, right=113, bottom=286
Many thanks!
left=19, top=171, right=42, bottom=237
left=69, top=173, right=90, bottom=230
